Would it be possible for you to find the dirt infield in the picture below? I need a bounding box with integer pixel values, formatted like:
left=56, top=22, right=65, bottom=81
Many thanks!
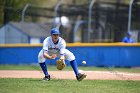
left=0, top=70, right=140, bottom=80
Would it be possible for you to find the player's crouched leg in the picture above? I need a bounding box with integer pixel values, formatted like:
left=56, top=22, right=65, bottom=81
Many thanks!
left=70, top=60, right=87, bottom=81
left=64, top=49, right=87, bottom=81
left=38, top=50, right=50, bottom=81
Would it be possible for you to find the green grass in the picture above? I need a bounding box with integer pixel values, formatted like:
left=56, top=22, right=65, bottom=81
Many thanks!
left=0, top=65, right=140, bottom=93
left=0, top=65, right=140, bottom=73
left=0, top=78, right=139, bottom=93
left=0, top=65, right=41, bottom=70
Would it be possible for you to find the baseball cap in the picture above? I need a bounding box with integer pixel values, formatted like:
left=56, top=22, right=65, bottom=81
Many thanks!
left=51, top=28, right=61, bottom=35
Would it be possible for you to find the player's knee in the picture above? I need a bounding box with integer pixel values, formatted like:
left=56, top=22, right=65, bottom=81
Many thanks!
left=66, top=53, right=75, bottom=61
left=38, top=50, right=46, bottom=63
left=38, top=61, right=45, bottom=63
left=38, top=55, right=46, bottom=63
left=69, top=57, right=75, bottom=62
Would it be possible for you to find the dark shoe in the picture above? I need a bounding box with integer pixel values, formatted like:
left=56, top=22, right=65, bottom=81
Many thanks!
left=76, top=73, right=87, bottom=81
left=43, top=75, right=50, bottom=81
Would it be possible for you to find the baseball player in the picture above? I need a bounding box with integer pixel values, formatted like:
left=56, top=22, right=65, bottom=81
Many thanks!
left=122, top=32, right=135, bottom=43
left=38, top=28, right=86, bottom=81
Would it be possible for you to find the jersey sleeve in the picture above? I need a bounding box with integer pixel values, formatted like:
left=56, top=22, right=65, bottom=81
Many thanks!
left=60, top=39, right=66, bottom=55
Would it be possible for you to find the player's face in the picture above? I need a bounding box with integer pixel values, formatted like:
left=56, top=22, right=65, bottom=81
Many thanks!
left=52, top=34, right=59, bottom=43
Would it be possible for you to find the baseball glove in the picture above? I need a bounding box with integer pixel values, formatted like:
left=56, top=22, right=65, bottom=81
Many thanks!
left=56, top=59, right=66, bottom=70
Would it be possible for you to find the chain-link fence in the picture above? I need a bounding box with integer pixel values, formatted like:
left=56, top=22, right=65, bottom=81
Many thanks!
left=0, top=0, right=140, bottom=44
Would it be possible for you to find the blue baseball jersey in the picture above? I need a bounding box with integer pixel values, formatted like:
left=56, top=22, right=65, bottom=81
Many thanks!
left=122, top=37, right=134, bottom=43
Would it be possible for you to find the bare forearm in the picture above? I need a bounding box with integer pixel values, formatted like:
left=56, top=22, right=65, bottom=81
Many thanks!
left=44, top=53, right=57, bottom=60
left=43, top=52, right=52, bottom=59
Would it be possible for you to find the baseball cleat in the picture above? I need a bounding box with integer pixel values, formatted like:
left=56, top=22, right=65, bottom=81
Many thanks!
left=43, top=75, right=50, bottom=81
left=76, top=73, right=87, bottom=81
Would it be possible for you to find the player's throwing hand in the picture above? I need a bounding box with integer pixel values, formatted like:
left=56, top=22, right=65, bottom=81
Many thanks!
left=51, top=54, right=57, bottom=59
